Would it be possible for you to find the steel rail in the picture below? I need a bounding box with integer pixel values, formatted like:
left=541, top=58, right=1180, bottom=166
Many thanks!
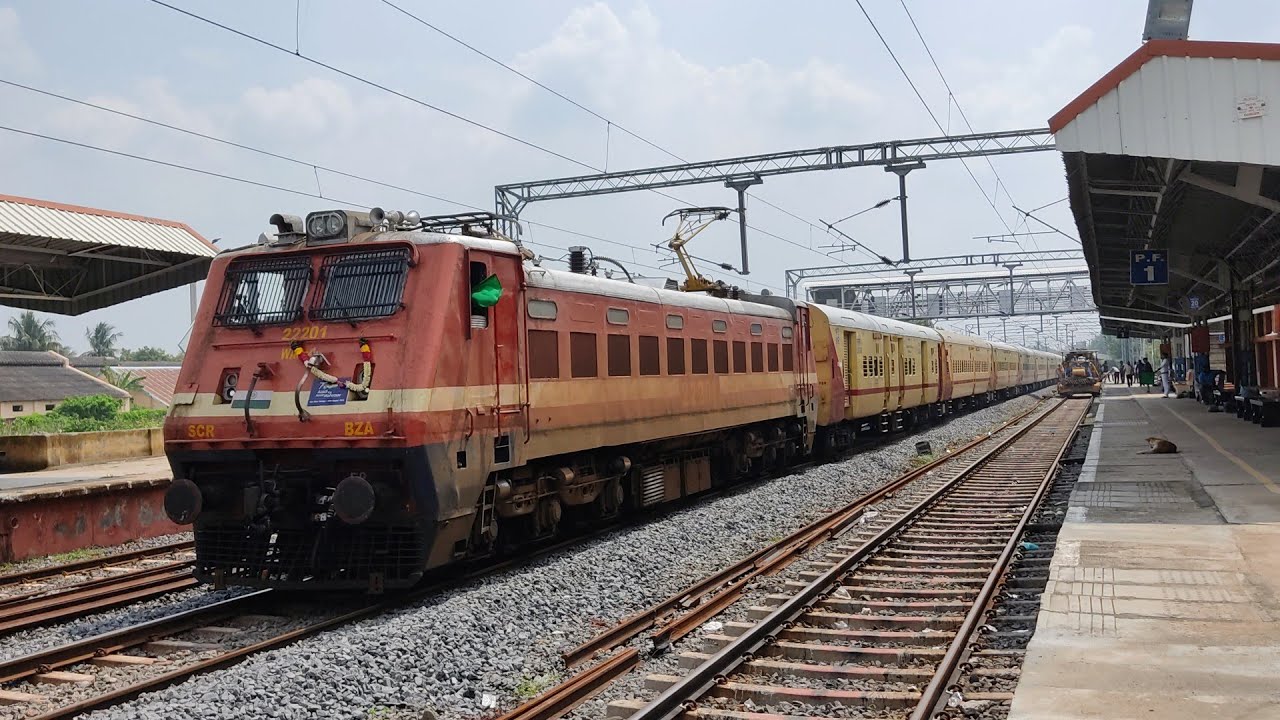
left=0, top=540, right=194, bottom=588
left=4, top=530, right=622, bottom=717
left=0, top=564, right=198, bottom=633
left=563, top=396, right=1052, bottom=667
left=628, top=398, right=1079, bottom=720
left=494, top=649, right=640, bottom=720
left=909, top=401, right=1086, bottom=719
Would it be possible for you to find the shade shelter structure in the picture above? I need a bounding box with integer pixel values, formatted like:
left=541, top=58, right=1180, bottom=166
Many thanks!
left=0, top=194, right=216, bottom=316
left=1053, top=40, right=1280, bottom=385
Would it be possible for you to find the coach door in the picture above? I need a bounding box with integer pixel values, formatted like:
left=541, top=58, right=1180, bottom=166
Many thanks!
left=893, top=336, right=906, bottom=410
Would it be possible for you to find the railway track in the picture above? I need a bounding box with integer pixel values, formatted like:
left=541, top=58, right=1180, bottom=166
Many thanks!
left=604, top=397, right=1088, bottom=719
left=0, top=396, right=1057, bottom=719
left=0, top=541, right=197, bottom=634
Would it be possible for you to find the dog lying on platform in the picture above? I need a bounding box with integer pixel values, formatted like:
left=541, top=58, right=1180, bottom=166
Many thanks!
left=1140, top=436, right=1178, bottom=454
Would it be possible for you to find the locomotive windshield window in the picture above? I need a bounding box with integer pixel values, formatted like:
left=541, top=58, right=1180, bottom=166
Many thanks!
left=214, top=256, right=311, bottom=327
left=310, top=248, right=411, bottom=321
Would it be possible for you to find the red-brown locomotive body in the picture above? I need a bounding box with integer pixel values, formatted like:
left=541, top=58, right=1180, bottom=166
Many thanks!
left=164, top=210, right=1054, bottom=591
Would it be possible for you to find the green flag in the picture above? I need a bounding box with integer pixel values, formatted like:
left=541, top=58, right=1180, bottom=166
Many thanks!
left=470, top=274, right=503, bottom=308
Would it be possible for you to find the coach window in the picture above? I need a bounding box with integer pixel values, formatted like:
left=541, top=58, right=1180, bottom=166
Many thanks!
left=639, top=335, right=660, bottom=376
left=667, top=337, right=686, bottom=375
left=691, top=338, right=709, bottom=374
left=751, top=342, right=764, bottom=372
left=607, top=334, right=632, bottom=377
left=528, top=330, right=559, bottom=379
left=606, top=308, right=629, bottom=325
left=666, top=314, right=684, bottom=330
left=528, top=299, right=558, bottom=320
left=750, top=323, right=763, bottom=336
left=712, top=319, right=728, bottom=333
left=782, top=343, right=794, bottom=371
left=767, top=343, right=779, bottom=372
left=781, top=327, right=793, bottom=340
left=570, top=332, right=598, bottom=378
left=713, top=340, right=729, bottom=373
left=732, top=341, right=747, bottom=374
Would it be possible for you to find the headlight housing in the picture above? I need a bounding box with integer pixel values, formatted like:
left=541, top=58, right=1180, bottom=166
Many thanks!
left=305, top=210, right=349, bottom=244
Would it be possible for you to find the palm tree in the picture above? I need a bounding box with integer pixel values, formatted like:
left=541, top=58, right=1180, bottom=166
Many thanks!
left=85, top=322, right=123, bottom=357
left=101, top=366, right=145, bottom=393
left=0, top=311, right=62, bottom=351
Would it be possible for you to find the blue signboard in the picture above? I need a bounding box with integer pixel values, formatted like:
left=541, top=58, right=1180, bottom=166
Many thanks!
left=307, top=378, right=349, bottom=407
left=1131, top=249, right=1168, bottom=285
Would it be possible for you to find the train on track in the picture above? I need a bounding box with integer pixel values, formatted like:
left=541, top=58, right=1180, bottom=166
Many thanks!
left=162, top=209, right=1059, bottom=591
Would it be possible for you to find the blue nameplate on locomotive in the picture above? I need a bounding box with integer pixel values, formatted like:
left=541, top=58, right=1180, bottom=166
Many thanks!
left=308, top=378, right=350, bottom=407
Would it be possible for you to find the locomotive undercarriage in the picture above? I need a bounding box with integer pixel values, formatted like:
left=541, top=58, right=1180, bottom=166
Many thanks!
left=168, top=447, right=436, bottom=592
left=463, top=418, right=806, bottom=560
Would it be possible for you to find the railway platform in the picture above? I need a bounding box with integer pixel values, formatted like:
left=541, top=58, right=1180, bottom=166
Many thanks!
left=1009, top=385, right=1280, bottom=718
left=0, top=457, right=178, bottom=564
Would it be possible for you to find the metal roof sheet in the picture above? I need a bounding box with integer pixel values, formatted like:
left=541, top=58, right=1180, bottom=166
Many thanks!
left=0, top=195, right=217, bottom=315
left=1051, top=40, right=1280, bottom=165
left=0, top=195, right=216, bottom=256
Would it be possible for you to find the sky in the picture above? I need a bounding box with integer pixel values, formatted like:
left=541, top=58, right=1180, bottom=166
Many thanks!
left=1, top=0, right=1277, bottom=354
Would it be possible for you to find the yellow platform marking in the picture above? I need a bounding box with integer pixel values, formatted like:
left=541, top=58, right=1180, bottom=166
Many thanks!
left=1163, top=400, right=1280, bottom=496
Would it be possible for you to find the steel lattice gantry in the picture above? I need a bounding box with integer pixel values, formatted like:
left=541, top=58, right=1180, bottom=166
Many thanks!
left=494, top=128, right=1055, bottom=219
left=807, top=269, right=1094, bottom=321
left=784, top=249, right=1084, bottom=298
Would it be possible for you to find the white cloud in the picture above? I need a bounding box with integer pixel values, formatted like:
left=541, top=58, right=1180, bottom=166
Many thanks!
left=0, top=7, right=39, bottom=75
left=47, top=78, right=224, bottom=150
left=241, top=77, right=357, bottom=135
left=956, top=25, right=1107, bottom=127
left=512, top=2, right=880, bottom=159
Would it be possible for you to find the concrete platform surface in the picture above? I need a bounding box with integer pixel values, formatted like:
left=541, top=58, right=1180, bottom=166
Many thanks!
left=1009, top=387, right=1280, bottom=719
left=0, top=455, right=170, bottom=494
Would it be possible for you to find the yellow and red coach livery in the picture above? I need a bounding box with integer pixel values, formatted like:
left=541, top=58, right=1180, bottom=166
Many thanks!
left=163, top=208, right=1056, bottom=591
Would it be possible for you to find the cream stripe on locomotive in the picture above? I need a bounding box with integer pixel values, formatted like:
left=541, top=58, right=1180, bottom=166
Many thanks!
left=170, top=372, right=818, bottom=420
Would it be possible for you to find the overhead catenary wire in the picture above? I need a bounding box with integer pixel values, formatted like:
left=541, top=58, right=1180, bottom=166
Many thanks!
left=373, top=0, right=894, bottom=274
left=145, top=0, right=837, bottom=277
left=0, top=121, right=778, bottom=293
left=854, top=0, right=1025, bottom=250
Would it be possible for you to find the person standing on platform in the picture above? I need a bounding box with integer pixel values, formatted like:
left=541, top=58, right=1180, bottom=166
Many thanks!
left=1125, top=361, right=1135, bottom=387
left=1160, top=353, right=1174, bottom=398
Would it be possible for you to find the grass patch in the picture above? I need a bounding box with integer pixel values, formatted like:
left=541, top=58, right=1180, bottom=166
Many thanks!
left=48, top=547, right=100, bottom=564
left=908, top=454, right=934, bottom=467
left=515, top=673, right=559, bottom=699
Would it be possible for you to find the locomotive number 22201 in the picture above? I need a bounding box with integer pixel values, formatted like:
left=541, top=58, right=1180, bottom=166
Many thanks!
left=282, top=325, right=328, bottom=341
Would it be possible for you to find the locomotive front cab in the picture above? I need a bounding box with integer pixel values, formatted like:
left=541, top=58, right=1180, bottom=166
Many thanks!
left=163, top=210, right=515, bottom=591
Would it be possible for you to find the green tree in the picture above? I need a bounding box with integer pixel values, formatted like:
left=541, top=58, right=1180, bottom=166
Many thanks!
left=84, top=322, right=123, bottom=357
left=120, top=346, right=179, bottom=362
left=0, top=311, right=62, bottom=351
left=101, top=366, right=145, bottom=393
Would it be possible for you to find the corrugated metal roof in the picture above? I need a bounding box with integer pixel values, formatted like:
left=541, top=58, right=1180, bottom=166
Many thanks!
left=1052, top=40, right=1280, bottom=165
left=0, top=194, right=217, bottom=316
left=0, top=195, right=216, bottom=257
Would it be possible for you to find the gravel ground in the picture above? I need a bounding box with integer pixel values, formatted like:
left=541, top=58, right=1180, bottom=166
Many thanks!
left=0, top=586, right=253, bottom=663
left=0, top=532, right=193, bottom=578
left=73, top=393, right=1044, bottom=720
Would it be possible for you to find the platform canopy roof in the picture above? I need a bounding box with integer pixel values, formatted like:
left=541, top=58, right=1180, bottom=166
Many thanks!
left=0, top=194, right=217, bottom=316
left=1052, top=40, right=1280, bottom=338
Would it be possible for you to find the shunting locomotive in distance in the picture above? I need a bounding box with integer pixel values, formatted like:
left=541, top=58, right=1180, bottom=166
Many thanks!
left=163, top=208, right=1059, bottom=592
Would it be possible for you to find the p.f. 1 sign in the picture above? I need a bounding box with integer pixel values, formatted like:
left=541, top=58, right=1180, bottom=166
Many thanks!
left=1131, top=249, right=1168, bottom=285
